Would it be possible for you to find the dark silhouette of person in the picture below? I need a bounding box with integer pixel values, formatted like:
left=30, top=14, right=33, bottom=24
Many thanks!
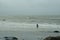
left=36, top=24, right=39, bottom=29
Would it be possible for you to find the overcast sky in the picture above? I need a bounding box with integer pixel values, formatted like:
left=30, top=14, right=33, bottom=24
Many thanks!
left=0, top=0, right=60, bottom=16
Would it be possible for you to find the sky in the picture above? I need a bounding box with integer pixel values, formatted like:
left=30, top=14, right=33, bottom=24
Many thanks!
left=0, top=0, right=60, bottom=16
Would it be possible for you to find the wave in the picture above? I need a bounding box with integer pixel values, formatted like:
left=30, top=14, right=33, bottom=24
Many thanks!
left=0, top=21, right=60, bottom=31
left=0, top=16, right=60, bottom=25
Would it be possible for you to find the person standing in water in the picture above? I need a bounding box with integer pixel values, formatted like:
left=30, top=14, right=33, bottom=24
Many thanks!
left=36, top=24, right=39, bottom=29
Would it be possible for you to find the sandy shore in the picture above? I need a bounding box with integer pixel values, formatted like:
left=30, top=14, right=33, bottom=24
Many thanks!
left=0, top=21, right=60, bottom=40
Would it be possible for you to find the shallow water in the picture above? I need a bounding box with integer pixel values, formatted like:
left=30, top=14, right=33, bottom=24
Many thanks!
left=0, top=16, right=60, bottom=40
left=0, top=30, right=60, bottom=40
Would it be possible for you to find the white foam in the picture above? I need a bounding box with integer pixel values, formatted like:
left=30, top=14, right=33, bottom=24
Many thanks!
left=0, top=21, right=60, bottom=31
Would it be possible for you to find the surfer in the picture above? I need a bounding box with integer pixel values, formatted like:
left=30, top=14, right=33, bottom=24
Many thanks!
left=36, top=24, right=39, bottom=29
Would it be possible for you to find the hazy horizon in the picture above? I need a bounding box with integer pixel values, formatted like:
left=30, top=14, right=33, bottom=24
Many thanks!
left=0, top=0, right=60, bottom=16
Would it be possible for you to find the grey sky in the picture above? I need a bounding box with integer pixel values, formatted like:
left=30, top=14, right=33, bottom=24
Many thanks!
left=0, top=0, right=60, bottom=16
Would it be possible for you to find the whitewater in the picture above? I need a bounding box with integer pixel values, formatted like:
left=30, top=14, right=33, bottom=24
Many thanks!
left=0, top=16, right=60, bottom=40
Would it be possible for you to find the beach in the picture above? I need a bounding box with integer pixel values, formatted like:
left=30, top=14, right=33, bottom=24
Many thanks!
left=0, top=16, right=60, bottom=40
left=0, top=21, right=60, bottom=40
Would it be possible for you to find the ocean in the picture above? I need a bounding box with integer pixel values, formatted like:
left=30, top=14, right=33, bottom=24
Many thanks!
left=0, top=16, right=60, bottom=40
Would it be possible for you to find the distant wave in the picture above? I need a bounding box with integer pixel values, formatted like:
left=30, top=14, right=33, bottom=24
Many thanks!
left=0, top=16, right=60, bottom=25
